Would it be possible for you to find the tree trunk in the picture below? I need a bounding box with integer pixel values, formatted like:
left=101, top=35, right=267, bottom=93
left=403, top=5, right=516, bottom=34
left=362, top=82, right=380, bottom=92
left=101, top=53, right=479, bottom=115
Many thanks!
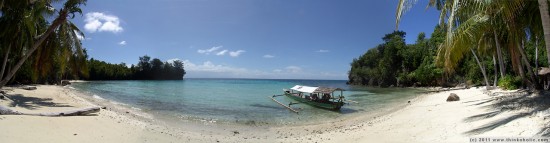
left=538, top=0, right=550, bottom=67
left=518, top=58, right=526, bottom=88
left=471, top=48, right=490, bottom=89
left=493, top=54, right=498, bottom=87
left=0, top=9, right=68, bottom=89
left=0, top=45, right=11, bottom=80
left=494, top=31, right=506, bottom=77
left=519, top=41, right=538, bottom=89
left=535, top=37, right=539, bottom=76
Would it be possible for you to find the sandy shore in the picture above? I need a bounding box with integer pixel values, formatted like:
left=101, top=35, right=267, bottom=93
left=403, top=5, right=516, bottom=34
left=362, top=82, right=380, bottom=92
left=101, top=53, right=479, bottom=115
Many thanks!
left=0, top=85, right=548, bottom=143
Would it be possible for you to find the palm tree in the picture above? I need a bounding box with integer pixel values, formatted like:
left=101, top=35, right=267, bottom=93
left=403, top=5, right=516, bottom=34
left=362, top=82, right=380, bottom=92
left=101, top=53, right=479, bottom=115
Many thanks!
left=538, top=0, right=550, bottom=67
left=396, top=0, right=541, bottom=89
left=0, top=0, right=87, bottom=88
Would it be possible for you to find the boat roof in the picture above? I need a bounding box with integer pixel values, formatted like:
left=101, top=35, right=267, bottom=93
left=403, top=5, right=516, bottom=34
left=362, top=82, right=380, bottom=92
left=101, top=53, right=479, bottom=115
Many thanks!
left=290, top=85, right=344, bottom=94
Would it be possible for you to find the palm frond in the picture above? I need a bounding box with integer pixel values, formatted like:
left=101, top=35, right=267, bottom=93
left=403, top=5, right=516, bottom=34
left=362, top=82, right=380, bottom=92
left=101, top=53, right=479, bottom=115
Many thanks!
left=396, top=0, right=418, bottom=30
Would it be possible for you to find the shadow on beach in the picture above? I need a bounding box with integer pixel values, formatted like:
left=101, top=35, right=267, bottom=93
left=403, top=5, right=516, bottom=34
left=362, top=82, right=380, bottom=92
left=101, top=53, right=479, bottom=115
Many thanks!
left=6, top=94, right=72, bottom=110
left=462, top=90, right=550, bottom=136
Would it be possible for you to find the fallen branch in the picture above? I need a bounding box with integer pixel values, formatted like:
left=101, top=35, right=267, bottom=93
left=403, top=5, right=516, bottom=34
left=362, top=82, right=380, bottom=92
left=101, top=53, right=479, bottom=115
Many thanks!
left=0, top=105, right=100, bottom=116
left=420, top=87, right=469, bottom=94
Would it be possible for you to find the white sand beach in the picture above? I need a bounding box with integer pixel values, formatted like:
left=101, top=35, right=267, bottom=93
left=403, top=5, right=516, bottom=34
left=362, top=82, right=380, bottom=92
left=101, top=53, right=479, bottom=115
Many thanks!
left=0, top=85, right=547, bottom=143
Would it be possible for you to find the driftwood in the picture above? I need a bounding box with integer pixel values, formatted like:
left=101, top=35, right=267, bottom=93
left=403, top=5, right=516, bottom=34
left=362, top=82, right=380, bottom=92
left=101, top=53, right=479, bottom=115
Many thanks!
left=61, top=80, right=71, bottom=86
left=421, top=87, right=468, bottom=94
left=0, top=105, right=100, bottom=116
left=20, top=86, right=37, bottom=90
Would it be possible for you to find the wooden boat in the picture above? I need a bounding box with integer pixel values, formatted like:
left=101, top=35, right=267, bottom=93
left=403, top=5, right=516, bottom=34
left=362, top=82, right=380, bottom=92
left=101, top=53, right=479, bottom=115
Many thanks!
left=283, top=85, right=345, bottom=110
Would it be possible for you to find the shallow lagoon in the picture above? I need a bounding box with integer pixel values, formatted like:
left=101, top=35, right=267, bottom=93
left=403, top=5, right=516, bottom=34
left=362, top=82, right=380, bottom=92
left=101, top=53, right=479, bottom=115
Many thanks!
left=71, top=79, right=424, bottom=126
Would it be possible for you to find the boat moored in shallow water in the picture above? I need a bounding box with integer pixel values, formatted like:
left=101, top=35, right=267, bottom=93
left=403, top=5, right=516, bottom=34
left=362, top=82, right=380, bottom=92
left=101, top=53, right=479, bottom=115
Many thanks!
left=283, top=85, right=345, bottom=110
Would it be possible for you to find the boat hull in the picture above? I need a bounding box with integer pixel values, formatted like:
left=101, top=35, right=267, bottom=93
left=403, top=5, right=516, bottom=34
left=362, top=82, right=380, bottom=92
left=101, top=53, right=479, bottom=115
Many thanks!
left=284, top=93, right=344, bottom=110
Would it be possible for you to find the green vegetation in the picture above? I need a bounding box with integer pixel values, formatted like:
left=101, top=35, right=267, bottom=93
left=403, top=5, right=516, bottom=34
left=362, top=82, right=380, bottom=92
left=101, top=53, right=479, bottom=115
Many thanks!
left=498, top=75, right=521, bottom=90
left=355, top=0, right=550, bottom=90
left=87, top=55, right=186, bottom=80
left=0, top=0, right=88, bottom=88
left=0, top=1, right=186, bottom=87
left=348, top=27, right=444, bottom=87
left=349, top=24, right=547, bottom=88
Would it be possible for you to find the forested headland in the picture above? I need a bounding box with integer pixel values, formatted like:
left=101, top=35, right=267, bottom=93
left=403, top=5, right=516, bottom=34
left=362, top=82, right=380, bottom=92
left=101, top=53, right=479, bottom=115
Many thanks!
left=354, top=0, right=550, bottom=90
left=349, top=25, right=547, bottom=89
left=348, top=27, right=444, bottom=87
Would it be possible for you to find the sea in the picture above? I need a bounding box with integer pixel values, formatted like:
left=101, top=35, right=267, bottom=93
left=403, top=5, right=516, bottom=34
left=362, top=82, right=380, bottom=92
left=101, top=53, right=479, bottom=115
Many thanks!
left=70, top=78, right=424, bottom=126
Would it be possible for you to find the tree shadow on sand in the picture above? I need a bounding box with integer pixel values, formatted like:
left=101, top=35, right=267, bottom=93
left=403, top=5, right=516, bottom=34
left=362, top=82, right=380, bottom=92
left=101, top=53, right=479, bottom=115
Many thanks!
left=6, top=94, right=72, bottom=110
left=462, top=91, right=550, bottom=136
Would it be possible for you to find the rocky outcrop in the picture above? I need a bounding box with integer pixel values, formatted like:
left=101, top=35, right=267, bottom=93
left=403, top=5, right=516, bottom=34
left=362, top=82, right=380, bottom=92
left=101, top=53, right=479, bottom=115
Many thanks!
left=446, top=93, right=460, bottom=102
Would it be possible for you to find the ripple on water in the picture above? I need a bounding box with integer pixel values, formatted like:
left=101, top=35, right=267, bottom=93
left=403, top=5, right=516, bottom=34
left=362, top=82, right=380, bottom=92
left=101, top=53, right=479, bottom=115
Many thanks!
left=70, top=79, right=424, bottom=126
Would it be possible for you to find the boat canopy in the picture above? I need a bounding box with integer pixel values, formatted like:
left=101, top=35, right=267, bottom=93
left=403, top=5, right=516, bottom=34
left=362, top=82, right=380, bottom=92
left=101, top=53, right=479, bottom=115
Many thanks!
left=290, top=85, right=344, bottom=94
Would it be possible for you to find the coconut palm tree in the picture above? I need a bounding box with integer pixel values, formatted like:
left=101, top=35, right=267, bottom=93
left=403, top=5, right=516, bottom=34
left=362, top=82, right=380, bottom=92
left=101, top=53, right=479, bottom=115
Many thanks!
left=396, top=0, right=541, bottom=89
left=538, top=0, right=550, bottom=66
left=398, top=0, right=549, bottom=66
left=0, top=0, right=87, bottom=88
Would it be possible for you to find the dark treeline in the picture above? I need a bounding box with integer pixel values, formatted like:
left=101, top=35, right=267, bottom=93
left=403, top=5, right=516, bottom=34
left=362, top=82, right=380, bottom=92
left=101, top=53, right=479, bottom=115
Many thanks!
left=11, top=54, right=186, bottom=85
left=87, top=55, right=186, bottom=80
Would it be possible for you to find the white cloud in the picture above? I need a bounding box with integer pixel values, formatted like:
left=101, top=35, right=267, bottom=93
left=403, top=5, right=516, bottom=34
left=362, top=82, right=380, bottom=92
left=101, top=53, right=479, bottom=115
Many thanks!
left=197, top=46, right=222, bottom=55
left=316, top=49, right=330, bottom=53
left=263, top=55, right=275, bottom=58
left=229, top=50, right=245, bottom=57
left=167, top=58, right=182, bottom=63
left=285, top=66, right=302, bottom=73
left=84, top=12, right=123, bottom=33
left=180, top=60, right=346, bottom=79
left=182, top=60, right=247, bottom=74
left=196, top=46, right=244, bottom=58
left=216, top=50, right=228, bottom=56
left=118, top=41, right=127, bottom=46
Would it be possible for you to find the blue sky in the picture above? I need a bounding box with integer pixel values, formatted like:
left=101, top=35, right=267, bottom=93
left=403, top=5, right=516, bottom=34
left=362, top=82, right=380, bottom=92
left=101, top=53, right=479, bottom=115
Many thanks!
left=71, top=0, right=440, bottom=80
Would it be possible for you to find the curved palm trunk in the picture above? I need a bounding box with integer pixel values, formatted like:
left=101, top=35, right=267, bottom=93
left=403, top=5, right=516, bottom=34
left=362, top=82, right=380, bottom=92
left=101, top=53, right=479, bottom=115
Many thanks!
left=519, top=41, right=538, bottom=89
left=538, top=0, right=550, bottom=67
left=535, top=37, right=539, bottom=73
left=0, top=45, right=11, bottom=80
left=0, top=10, right=68, bottom=89
left=494, top=31, right=506, bottom=77
left=518, top=58, right=526, bottom=88
left=493, top=54, right=498, bottom=87
left=471, top=48, right=490, bottom=89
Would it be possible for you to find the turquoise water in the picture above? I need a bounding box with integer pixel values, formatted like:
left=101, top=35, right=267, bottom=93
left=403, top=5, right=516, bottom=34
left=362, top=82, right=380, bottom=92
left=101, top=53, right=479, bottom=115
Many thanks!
left=71, top=79, right=424, bottom=125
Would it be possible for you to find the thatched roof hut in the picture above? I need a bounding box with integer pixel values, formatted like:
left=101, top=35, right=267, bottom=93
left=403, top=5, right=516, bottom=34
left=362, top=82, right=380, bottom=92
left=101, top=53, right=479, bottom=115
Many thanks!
left=539, top=67, right=550, bottom=75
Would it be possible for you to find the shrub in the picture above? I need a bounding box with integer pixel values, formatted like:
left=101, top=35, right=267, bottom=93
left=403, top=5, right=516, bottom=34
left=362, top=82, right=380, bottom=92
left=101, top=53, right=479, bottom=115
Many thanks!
left=497, top=75, right=521, bottom=90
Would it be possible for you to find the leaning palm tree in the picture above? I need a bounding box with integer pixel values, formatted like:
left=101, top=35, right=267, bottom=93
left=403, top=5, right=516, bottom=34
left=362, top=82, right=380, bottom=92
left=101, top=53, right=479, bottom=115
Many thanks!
left=396, top=0, right=541, bottom=89
left=538, top=0, right=550, bottom=67
left=0, top=0, right=87, bottom=88
left=398, top=0, right=550, bottom=69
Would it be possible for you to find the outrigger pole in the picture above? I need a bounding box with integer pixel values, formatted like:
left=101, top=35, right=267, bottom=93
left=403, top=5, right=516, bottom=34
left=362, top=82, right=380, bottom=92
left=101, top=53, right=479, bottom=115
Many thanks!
left=269, top=95, right=299, bottom=114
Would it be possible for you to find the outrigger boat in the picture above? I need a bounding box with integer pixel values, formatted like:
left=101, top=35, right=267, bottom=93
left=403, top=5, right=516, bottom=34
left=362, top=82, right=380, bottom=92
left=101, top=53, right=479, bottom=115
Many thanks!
left=283, top=85, right=345, bottom=110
